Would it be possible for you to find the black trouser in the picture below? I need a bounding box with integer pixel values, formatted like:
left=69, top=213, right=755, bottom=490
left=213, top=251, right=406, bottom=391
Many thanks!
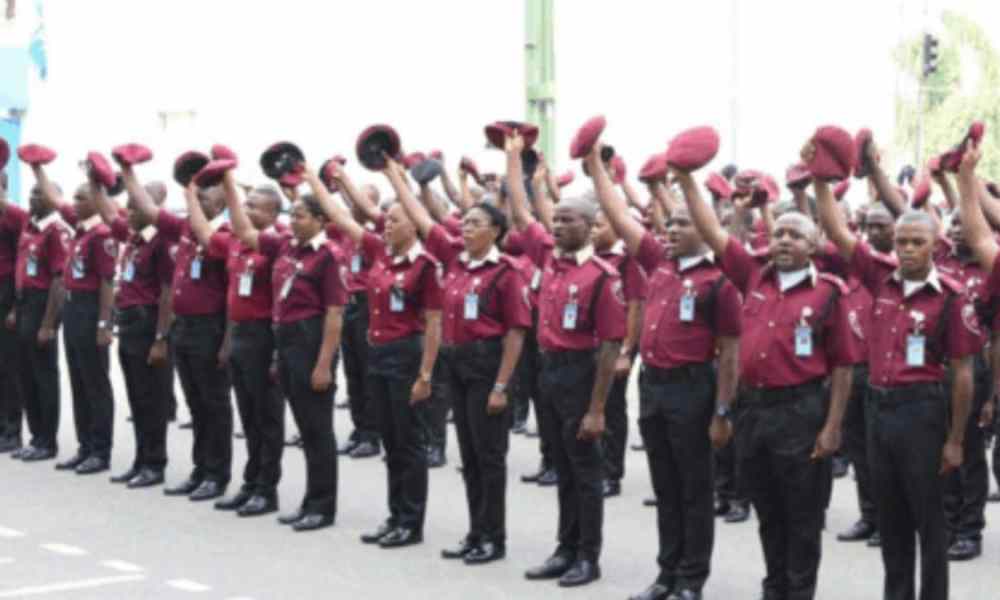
left=232, top=319, right=285, bottom=496
left=172, top=314, right=232, bottom=484
left=517, top=323, right=553, bottom=467
left=869, top=384, right=949, bottom=600
left=421, top=359, right=450, bottom=453
left=342, top=294, right=378, bottom=443
left=714, top=437, right=744, bottom=505
left=15, top=289, right=59, bottom=452
left=538, top=349, right=604, bottom=563
left=735, top=381, right=831, bottom=600
left=118, top=305, right=170, bottom=472
left=63, top=291, right=114, bottom=460
left=0, top=279, right=22, bottom=442
left=603, top=356, right=633, bottom=482
left=441, top=338, right=510, bottom=544
left=943, top=356, right=989, bottom=544
left=276, top=316, right=336, bottom=516
left=639, top=362, right=716, bottom=592
left=843, top=364, right=877, bottom=526
left=368, top=334, right=428, bottom=532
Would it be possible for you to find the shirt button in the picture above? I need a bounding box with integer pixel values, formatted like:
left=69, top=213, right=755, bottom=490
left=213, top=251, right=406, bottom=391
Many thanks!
left=651, top=325, right=657, bottom=330
left=886, top=352, right=891, bottom=358
left=374, top=309, right=380, bottom=315
left=768, top=321, right=774, bottom=328
left=759, top=353, right=766, bottom=358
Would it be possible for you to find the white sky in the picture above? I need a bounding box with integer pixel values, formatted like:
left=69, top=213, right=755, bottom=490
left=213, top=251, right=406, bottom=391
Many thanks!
left=11, top=0, right=1000, bottom=204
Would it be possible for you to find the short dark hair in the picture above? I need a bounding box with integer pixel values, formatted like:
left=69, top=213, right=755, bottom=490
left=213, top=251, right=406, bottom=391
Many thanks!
left=469, top=202, right=509, bottom=242
left=298, top=194, right=328, bottom=222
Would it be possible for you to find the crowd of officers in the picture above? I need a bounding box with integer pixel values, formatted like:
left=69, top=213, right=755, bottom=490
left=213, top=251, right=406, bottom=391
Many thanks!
left=0, top=119, right=999, bottom=600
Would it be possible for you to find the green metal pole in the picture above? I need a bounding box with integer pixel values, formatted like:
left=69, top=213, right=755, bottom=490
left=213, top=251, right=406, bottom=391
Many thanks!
left=525, top=0, right=555, bottom=165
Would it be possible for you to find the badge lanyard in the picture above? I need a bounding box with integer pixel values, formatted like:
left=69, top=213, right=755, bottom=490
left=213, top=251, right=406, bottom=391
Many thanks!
left=350, top=253, right=362, bottom=274
left=464, top=277, right=481, bottom=320
left=794, top=306, right=814, bottom=357
left=390, top=273, right=406, bottom=313
left=279, top=261, right=302, bottom=301
left=562, top=284, right=579, bottom=330
left=71, top=252, right=85, bottom=279
left=190, top=250, right=203, bottom=280
left=906, top=310, right=926, bottom=367
left=679, top=278, right=696, bottom=322
left=238, top=257, right=255, bottom=297
left=122, top=246, right=137, bottom=282
left=26, top=244, right=38, bottom=277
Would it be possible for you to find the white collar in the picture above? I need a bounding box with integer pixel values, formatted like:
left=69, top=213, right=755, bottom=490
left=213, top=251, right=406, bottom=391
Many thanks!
left=303, top=230, right=327, bottom=251
left=893, top=266, right=943, bottom=298
left=459, top=245, right=501, bottom=269
left=138, top=225, right=157, bottom=242
left=603, top=240, right=626, bottom=256
left=390, top=240, right=424, bottom=265
left=78, top=213, right=103, bottom=232
left=263, top=224, right=276, bottom=235
left=33, top=211, right=61, bottom=230
left=553, top=243, right=595, bottom=265
left=777, top=263, right=818, bottom=292
left=677, top=251, right=715, bottom=272
left=208, top=212, right=227, bottom=232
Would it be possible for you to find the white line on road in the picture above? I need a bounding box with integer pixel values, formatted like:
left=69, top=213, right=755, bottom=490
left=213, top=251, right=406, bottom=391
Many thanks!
left=166, top=579, right=212, bottom=592
left=0, top=575, right=144, bottom=597
left=0, top=526, right=24, bottom=538
left=101, top=559, right=144, bottom=573
left=40, top=543, right=88, bottom=556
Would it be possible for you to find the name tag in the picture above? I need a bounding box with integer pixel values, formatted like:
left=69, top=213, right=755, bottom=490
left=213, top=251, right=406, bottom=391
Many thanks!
left=350, top=254, right=362, bottom=274
left=71, top=258, right=85, bottom=280
left=562, top=301, right=579, bottom=330
left=390, top=289, right=405, bottom=312
left=279, top=274, right=294, bottom=301
left=123, top=260, right=135, bottom=282
left=238, top=272, right=254, bottom=297
left=795, top=326, right=813, bottom=357
left=530, top=269, right=541, bottom=291
left=906, top=334, right=926, bottom=367
left=679, top=295, right=695, bottom=322
left=26, top=257, right=38, bottom=277
left=464, top=293, right=479, bottom=320
left=190, top=257, right=202, bottom=280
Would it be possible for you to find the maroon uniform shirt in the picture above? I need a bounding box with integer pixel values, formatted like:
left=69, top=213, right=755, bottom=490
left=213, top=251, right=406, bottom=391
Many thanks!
left=16, top=211, right=71, bottom=292
left=0, top=204, right=29, bottom=283
left=425, top=224, right=532, bottom=345
left=935, top=243, right=993, bottom=331
left=503, top=228, right=542, bottom=309
left=598, top=241, right=648, bottom=303
left=852, top=242, right=983, bottom=387
left=519, top=222, right=626, bottom=351
left=62, top=214, right=117, bottom=292
left=258, top=230, right=348, bottom=324
left=360, top=232, right=443, bottom=345
left=721, top=238, right=861, bottom=388
left=208, top=227, right=288, bottom=322
left=327, top=224, right=372, bottom=295
left=156, top=211, right=229, bottom=317
left=635, top=232, right=742, bottom=370
left=110, top=217, right=174, bottom=309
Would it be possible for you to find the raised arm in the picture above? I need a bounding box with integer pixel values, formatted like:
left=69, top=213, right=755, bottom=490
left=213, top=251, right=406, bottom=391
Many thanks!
left=813, top=179, right=858, bottom=261
left=304, top=167, right=364, bottom=244
left=586, top=145, right=646, bottom=256
left=504, top=133, right=534, bottom=230
left=28, top=164, right=66, bottom=213
left=330, top=164, right=380, bottom=224
left=119, top=164, right=160, bottom=224
left=185, top=184, right=213, bottom=248
left=418, top=183, right=449, bottom=226
left=865, top=144, right=905, bottom=217
left=222, top=171, right=259, bottom=250
left=975, top=178, right=1000, bottom=231
left=438, top=157, right=460, bottom=206
left=673, top=169, right=730, bottom=256
left=387, top=160, right=436, bottom=239
left=956, top=145, right=998, bottom=270
left=457, top=169, right=474, bottom=212
left=91, top=179, right=119, bottom=225
left=621, top=179, right=646, bottom=211
left=932, top=170, right=958, bottom=210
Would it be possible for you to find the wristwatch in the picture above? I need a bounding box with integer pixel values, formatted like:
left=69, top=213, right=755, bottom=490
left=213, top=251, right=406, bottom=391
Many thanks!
left=155, top=331, right=168, bottom=342
left=418, top=372, right=432, bottom=384
left=493, top=382, right=507, bottom=394
left=716, top=405, right=732, bottom=420
left=97, top=320, right=111, bottom=331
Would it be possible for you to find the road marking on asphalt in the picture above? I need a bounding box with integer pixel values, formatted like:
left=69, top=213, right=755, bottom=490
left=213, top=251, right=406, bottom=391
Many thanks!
left=101, top=559, right=144, bottom=573
left=0, top=526, right=25, bottom=538
left=0, top=575, right=144, bottom=597
left=166, top=579, right=212, bottom=592
left=40, top=543, right=88, bottom=556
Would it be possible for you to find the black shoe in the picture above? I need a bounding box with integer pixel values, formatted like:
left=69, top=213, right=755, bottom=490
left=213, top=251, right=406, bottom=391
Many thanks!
left=837, top=520, right=876, bottom=542
left=378, top=527, right=422, bottom=548
left=521, top=462, right=547, bottom=483
left=10, top=445, right=29, bottom=459
left=285, top=433, right=302, bottom=447
left=361, top=521, right=395, bottom=544
left=75, top=456, right=109, bottom=475
left=55, top=453, right=86, bottom=471
left=629, top=583, right=672, bottom=600
left=441, top=537, right=479, bottom=559
left=832, top=456, right=849, bottom=479
left=464, top=541, right=505, bottom=565
left=536, top=468, right=558, bottom=486
left=947, top=539, right=981, bottom=561
left=20, top=447, right=56, bottom=462
left=511, top=419, right=528, bottom=435
left=215, top=489, right=253, bottom=511
left=558, top=559, right=601, bottom=587
left=110, top=467, right=140, bottom=484
left=292, top=513, right=334, bottom=532
left=126, top=469, right=164, bottom=489
left=164, top=478, right=201, bottom=496
left=338, top=437, right=360, bottom=455
left=866, top=531, right=882, bottom=548
left=988, top=491, right=1000, bottom=503
left=178, top=420, right=193, bottom=429
left=724, top=503, right=750, bottom=523
left=643, top=496, right=658, bottom=507
left=189, top=480, right=225, bottom=502
left=0, top=436, right=21, bottom=453
left=667, top=590, right=702, bottom=600
left=350, top=440, right=380, bottom=459
left=602, top=479, right=621, bottom=498
left=278, top=509, right=305, bottom=525
left=524, top=553, right=573, bottom=580
left=238, top=495, right=278, bottom=517
left=714, top=499, right=731, bottom=516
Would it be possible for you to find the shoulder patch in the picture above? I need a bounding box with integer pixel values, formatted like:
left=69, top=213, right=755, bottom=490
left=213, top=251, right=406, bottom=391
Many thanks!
left=818, top=272, right=849, bottom=294
left=611, top=279, right=626, bottom=305
left=103, top=238, right=118, bottom=259
left=961, top=302, right=982, bottom=336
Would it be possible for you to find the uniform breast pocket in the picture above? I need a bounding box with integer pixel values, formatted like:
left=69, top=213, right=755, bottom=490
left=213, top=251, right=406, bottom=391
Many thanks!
left=743, top=293, right=766, bottom=317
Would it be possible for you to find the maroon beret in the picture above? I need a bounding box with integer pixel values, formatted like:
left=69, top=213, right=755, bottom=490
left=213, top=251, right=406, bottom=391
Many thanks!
left=319, top=155, right=349, bottom=192
left=785, top=163, right=812, bottom=189
left=569, top=115, right=607, bottom=159
left=17, top=143, right=57, bottom=166
left=403, top=152, right=426, bottom=170
left=111, top=143, right=153, bottom=167
left=173, top=151, right=210, bottom=187
left=193, top=159, right=236, bottom=188
left=927, top=155, right=943, bottom=175
left=735, top=170, right=777, bottom=208
left=833, top=179, right=851, bottom=201
left=808, top=126, right=855, bottom=181
left=638, top=153, right=669, bottom=184
left=86, top=152, right=117, bottom=189
left=485, top=121, right=539, bottom=150
left=941, top=121, right=986, bottom=173
left=459, top=156, right=483, bottom=184
left=356, top=124, right=401, bottom=171
left=260, top=142, right=305, bottom=181
left=557, top=170, right=574, bottom=188
left=665, top=126, right=720, bottom=172
left=910, top=176, right=932, bottom=208
left=279, top=172, right=303, bottom=188
left=852, top=128, right=873, bottom=179
left=211, top=144, right=238, bottom=165
left=0, top=138, right=10, bottom=170
left=610, top=155, right=626, bottom=185
left=705, top=172, right=733, bottom=201
left=429, top=150, right=443, bottom=161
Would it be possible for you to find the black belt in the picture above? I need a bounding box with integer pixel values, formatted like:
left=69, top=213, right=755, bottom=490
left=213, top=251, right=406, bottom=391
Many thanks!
left=348, top=292, right=368, bottom=305
left=643, top=362, right=712, bottom=385
left=233, top=318, right=272, bottom=336
left=740, top=378, right=825, bottom=406
left=539, top=348, right=596, bottom=368
left=869, top=382, right=944, bottom=408
left=65, top=289, right=99, bottom=304
left=441, top=337, right=502, bottom=355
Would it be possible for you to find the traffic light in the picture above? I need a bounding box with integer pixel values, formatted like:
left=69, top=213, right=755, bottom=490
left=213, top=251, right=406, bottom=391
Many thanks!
left=922, top=33, right=939, bottom=77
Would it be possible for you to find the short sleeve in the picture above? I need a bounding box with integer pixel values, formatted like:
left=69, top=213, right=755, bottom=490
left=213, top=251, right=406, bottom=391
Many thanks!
left=424, top=223, right=463, bottom=266
left=947, top=294, right=987, bottom=360
left=155, top=238, right=175, bottom=285
left=719, top=236, right=758, bottom=295
left=360, top=231, right=386, bottom=264
left=498, top=268, right=533, bottom=331
left=823, top=291, right=864, bottom=367
left=319, top=249, right=348, bottom=308
left=257, top=230, right=283, bottom=259
left=849, top=242, right=891, bottom=293
left=714, top=279, right=743, bottom=337
left=45, top=227, right=68, bottom=276
left=207, top=230, right=233, bottom=260
left=58, top=204, right=78, bottom=227
left=442, top=214, right=463, bottom=237
left=594, top=274, right=627, bottom=342
left=520, top=222, right=554, bottom=269
left=621, top=256, right=648, bottom=302
left=418, top=259, right=443, bottom=311
left=156, top=210, right=184, bottom=243
left=92, top=231, right=117, bottom=280
left=635, top=231, right=666, bottom=274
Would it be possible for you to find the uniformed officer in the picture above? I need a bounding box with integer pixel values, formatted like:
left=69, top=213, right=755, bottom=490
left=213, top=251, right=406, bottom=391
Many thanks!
left=818, top=171, right=979, bottom=600
left=316, top=159, right=443, bottom=549
left=506, top=133, right=626, bottom=588
left=0, top=171, right=28, bottom=454
left=680, top=168, right=860, bottom=600
left=393, top=166, right=532, bottom=564
left=590, top=152, right=741, bottom=600
left=11, top=178, right=69, bottom=463
left=94, top=169, right=174, bottom=488
left=129, top=166, right=233, bottom=501
left=191, top=179, right=286, bottom=517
